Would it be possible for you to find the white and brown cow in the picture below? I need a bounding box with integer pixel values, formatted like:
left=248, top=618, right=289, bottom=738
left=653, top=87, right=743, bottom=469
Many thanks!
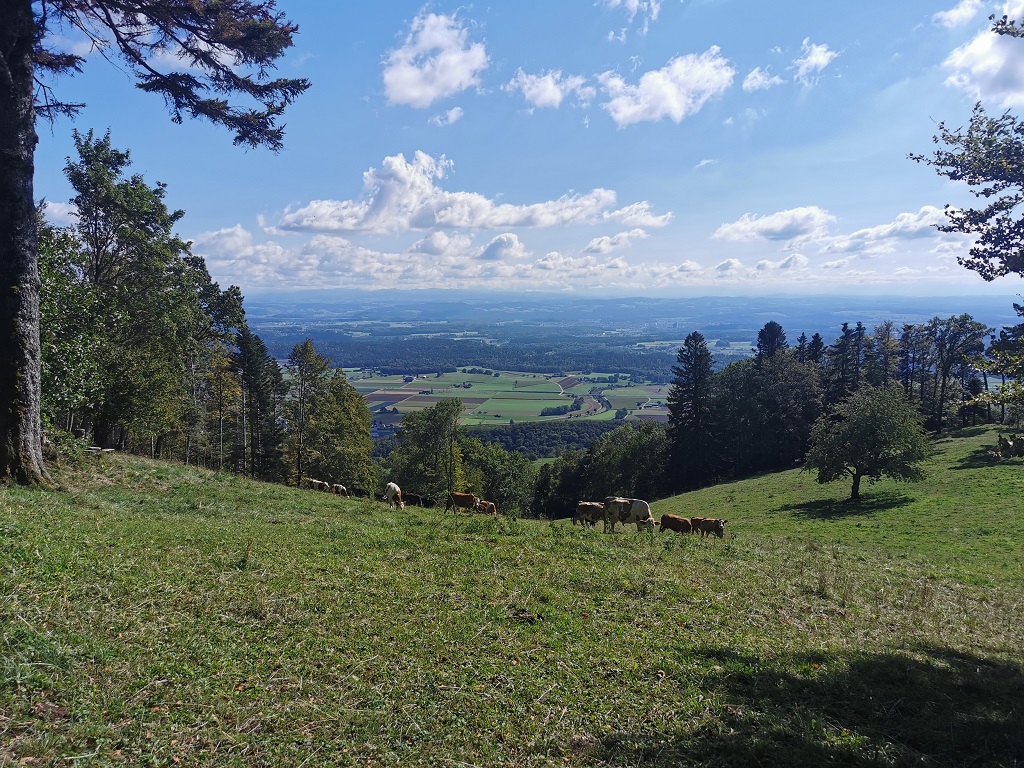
left=331, top=484, right=350, bottom=497
left=474, top=499, right=497, bottom=515
left=603, top=496, right=656, bottom=533
left=384, top=482, right=405, bottom=509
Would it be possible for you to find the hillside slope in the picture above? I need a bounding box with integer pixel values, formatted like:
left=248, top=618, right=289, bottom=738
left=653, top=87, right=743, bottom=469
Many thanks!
left=1, top=426, right=1022, bottom=766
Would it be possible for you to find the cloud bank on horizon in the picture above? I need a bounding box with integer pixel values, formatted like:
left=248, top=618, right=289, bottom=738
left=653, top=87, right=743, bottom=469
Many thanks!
left=35, top=0, right=1024, bottom=297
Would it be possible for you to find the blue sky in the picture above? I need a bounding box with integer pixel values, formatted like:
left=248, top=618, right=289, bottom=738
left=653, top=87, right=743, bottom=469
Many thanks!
left=34, top=0, right=1024, bottom=298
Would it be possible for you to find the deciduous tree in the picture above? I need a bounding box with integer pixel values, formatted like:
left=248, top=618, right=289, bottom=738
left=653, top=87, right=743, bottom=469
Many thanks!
left=805, top=383, right=929, bottom=501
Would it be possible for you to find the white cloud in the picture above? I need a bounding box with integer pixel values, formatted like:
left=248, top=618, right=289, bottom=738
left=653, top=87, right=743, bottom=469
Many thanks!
left=792, top=38, right=838, bottom=86
left=742, top=67, right=786, bottom=91
left=820, top=206, right=949, bottom=254
left=383, top=13, right=488, bottom=108
left=716, top=258, right=743, bottom=274
left=713, top=206, right=836, bottom=243
left=478, top=233, right=529, bottom=261
left=277, top=151, right=671, bottom=234
left=943, top=4, right=1024, bottom=107
left=583, top=228, right=648, bottom=254
left=43, top=201, right=78, bottom=226
left=428, top=107, right=464, bottom=126
left=821, top=258, right=851, bottom=269
left=411, top=231, right=474, bottom=256
left=598, top=47, right=735, bottom=127
left=755, top=254, right=810, bottom=270
left=695, top=159, right=716, bottom=169
left=933, top=0, right=983, bottom=28
left=604, top=0, right=662, bottom=36
left=505, top=69, right=594, bottom=108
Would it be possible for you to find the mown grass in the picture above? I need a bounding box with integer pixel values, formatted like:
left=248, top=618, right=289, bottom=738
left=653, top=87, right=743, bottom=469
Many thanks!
left=1, top=426, right=1022, bottom=766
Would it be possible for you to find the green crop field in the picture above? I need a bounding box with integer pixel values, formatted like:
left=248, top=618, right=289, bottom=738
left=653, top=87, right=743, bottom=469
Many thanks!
left=2, top=426, right=1021, bottom=765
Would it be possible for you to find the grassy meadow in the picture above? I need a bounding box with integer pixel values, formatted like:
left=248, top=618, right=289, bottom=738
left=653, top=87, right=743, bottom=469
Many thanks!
left=2, top=426, right=1022, bottom=766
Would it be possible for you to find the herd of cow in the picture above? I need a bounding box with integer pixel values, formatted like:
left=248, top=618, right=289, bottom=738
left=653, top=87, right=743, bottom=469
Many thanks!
left=573, top=498, right=728, bottom=538
left=301, top=478, right=726, bottom=537
left=301, top=479, right=500, bottom=515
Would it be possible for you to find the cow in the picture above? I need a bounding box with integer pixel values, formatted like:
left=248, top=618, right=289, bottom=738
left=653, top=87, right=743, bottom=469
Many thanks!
left=697, top=518, right=728, bottom=538
left=403, top=492, right=425, bottom=507
left=349, top=487, right=372, bottom=499
left=306, top=479, right=329, bottom=492
left=659, top=513, right=691, bottom=534
left=384, top=482, right=405, bottom=509
left=573, top=501, right=604, bottom=526
left=689, top=516, right=707, bottom=534
left=603, top=497, right=656, bottom=533
left=445, top=492, right=479, bottom=514
left=475, top=499, right=497, bottom=515
left=331, top=484, right=350, bottom=497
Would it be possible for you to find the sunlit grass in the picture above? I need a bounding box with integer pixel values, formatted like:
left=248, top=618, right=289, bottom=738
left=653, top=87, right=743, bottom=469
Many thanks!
left=1, top=425, right=1021, bottom=765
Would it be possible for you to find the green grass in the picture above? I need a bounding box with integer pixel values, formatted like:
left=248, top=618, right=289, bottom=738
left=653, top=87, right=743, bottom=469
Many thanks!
left=2, top=426, right=1022, bottom=766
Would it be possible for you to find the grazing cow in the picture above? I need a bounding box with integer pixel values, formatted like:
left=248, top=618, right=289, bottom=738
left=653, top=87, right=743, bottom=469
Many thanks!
left=697, top=518, right=728, bottom=538
left=445, top=492, right=479, bottom=514
left=403, top=492, right=424, bottom=507
left=603, top=497, right=656, bottom=533
left=689, top=516, right=707, bottom=535
left=384, top=482, right=405, bottom=509
left=350, top=487, right=372, bottom=499
left=659, top=513, right=691, bottom=534
left=331, top=484, right=350, bottom=497
left=573, top=501, right=604, bottom=526
left=307, top=479, right=329, bottom=492
left=475, top=499, right=497, bottom=515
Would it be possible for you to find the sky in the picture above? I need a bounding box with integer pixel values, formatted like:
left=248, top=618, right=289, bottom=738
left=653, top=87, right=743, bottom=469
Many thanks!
left=33, top=0, right=1024, bottom=299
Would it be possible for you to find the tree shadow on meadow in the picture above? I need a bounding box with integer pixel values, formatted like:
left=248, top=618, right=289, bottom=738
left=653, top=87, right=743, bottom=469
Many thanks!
left=576, top=646, right=1024, bottom=767
left=774, top=491, right=913, bottom=519
left=952, top=446, right=1021, bottom=471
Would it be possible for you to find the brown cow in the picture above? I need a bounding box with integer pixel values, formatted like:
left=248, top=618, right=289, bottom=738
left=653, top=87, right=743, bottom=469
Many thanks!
left=445, top=491, right=479, bottom=514
left=697, top=518, right=727, bottom=538
left=659, top=513, right=691, bottom=534
left=688, top=516, right=707, bottom=535
left=574, top=501, right=604, bottom=526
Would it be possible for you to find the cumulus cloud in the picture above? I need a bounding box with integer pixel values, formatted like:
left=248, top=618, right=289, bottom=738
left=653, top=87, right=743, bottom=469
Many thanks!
left=792, top=38, right=838, bottom=86
left=755, top=254, right=809, bottom=271
left=583, top=228, right=648, bottom=254
left=819, top=206, right=949, bottom=254
left=712, top=206, right=836, bottom=243
left=598, top=47, right=735, bottom=127
left=742, top=67, right=786, bottom=91
left=277, top=151, right=671, bottom=234
left=411, top=230, right=474, bottom=256
left=943, top=3, right=1024, bottom=107
left=383, top=13, right=488, bottom=108
left=716, top=258, right=743, bottom=275
left=504, top=69, right=594, bottom=108
left=428, top=107, right=464, bottom=126
left=933, top=0, right=983, bottom=28
left=478, top=233, right=529, bottom=261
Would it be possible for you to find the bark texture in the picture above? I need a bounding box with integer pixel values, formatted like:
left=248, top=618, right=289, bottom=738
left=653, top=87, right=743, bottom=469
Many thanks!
left=0, top=0, right=51, bottom=485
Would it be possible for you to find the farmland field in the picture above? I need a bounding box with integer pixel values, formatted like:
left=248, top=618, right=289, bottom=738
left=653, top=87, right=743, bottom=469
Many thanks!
left=345, top=368, right=661, bottom=425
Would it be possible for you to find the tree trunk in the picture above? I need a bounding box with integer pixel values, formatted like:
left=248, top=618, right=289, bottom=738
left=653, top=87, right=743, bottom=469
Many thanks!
left=0, top=2, right=50, bottom=486
left=850, top=471, right=862, bottom=501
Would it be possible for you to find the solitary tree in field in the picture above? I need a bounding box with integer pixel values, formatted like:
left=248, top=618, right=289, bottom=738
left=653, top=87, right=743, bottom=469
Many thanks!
left=804, top=383, right=929, bottom=501
left=1, top=0, right=308, bottom=485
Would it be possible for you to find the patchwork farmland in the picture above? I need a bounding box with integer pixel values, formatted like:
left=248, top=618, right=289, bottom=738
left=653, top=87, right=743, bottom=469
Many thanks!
left=346, top=368, right=670, bottom=426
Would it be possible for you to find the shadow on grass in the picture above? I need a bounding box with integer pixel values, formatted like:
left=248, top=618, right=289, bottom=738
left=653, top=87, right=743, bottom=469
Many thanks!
left=952, top=446, right=1018, bottom=471
left=578, top=646, right=1024, bottom=767
left=775, top=491, right=913, bottom=519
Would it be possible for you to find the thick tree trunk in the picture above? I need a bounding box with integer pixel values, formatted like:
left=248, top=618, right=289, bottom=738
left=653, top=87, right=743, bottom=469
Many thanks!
left=0, top=2, right=50, bottom=486
left=850, top=471, right=862, bottom=501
